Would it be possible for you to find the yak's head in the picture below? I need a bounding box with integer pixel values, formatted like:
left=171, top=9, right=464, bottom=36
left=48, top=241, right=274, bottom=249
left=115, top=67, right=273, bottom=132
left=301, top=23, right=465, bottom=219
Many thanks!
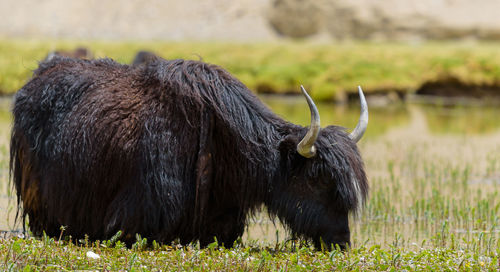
left=271, top=86, right=368, bottom=250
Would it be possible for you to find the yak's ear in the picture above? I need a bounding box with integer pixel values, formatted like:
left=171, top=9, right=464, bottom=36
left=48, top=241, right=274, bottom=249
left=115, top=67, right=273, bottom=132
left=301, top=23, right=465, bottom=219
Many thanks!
left=278, top=135, right=306, bottom=163
left=278, top=135, right=298, bottom=153
left=278, top=135, right=309, bottom=179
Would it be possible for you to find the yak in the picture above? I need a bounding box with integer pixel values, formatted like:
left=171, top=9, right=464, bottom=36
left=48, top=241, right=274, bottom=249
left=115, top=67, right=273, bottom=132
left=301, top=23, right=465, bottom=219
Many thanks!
left=44, top=47, right=93, bottom=62
left=10, top=56, right=368, bottom=250
left=131, top=50, right=160, bottom=66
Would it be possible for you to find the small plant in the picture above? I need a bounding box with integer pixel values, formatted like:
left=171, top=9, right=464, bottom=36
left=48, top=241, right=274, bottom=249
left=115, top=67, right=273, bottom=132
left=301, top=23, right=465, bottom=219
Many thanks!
left=102, top=230, right=122, bottom=248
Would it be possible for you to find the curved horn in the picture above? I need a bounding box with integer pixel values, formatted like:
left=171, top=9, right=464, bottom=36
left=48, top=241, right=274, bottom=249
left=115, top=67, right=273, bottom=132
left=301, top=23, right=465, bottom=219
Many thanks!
left=349, top=86, right=369, bottom=142
left=297, top=85, right=321, bottom=158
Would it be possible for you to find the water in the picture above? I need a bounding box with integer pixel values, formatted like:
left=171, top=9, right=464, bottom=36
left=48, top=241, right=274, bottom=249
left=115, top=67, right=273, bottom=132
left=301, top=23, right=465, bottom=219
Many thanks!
left=1, top=95, right=499, bottom=251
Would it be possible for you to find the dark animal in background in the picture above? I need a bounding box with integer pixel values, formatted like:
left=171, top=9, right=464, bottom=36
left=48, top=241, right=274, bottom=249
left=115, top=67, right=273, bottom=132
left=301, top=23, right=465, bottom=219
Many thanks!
left=10, top=56, right=368, bottom=249
left=131, top=50, right=160, bottom=66
left=44, top=47, right=93, bottom=61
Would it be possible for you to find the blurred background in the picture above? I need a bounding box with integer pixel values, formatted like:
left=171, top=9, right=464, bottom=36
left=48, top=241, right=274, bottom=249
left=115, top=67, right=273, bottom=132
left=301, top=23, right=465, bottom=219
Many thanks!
left=2, top=0, right=500, bottom=102
left=0, top=0, right=499, bottom=255
left=2, top=0, right=500, bottom=41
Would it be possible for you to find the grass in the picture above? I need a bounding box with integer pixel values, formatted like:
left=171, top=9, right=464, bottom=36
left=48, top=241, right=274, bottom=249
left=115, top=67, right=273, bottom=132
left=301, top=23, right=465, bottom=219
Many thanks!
left=0, top=235, right=497, bottom=271
left=2, top=39, right=500, bottom=100
left=0, top=97, right=499, bottom=270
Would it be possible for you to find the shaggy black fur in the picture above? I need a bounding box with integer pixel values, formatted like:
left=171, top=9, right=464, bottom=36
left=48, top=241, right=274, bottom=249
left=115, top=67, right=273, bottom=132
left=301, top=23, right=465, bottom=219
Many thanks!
left=10, top=56, right=368, bottom=249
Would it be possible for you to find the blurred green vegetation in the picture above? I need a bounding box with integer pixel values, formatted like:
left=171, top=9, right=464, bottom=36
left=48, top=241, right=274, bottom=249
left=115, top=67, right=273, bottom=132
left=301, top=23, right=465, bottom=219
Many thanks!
left=1, top=40, right=500, bottom=100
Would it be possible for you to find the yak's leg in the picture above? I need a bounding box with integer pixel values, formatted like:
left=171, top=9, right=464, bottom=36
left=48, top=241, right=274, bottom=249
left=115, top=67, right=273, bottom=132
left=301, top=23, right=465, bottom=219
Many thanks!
left=11, top=135, right=60, bottom=237
left=199, top=208, right=246, bottom=248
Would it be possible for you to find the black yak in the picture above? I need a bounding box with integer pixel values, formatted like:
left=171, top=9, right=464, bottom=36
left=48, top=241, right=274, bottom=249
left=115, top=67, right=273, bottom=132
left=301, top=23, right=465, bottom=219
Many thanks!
left=44, top=47, right=93, bottom=61
left=10, top=56, right=368, bottom=249
left=131, top=50, right=160, bottom=66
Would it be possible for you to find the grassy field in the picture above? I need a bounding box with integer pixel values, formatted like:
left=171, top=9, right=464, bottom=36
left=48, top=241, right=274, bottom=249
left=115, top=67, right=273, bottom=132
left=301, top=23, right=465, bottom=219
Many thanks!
left=2, top=40, right=500, bottom=101
left=0, top=96, right=499, bottom=270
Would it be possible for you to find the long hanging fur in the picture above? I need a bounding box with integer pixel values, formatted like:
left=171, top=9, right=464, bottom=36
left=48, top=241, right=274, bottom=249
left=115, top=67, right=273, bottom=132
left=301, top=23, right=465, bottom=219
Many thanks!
left=10, top=56, right=368, bottom=248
